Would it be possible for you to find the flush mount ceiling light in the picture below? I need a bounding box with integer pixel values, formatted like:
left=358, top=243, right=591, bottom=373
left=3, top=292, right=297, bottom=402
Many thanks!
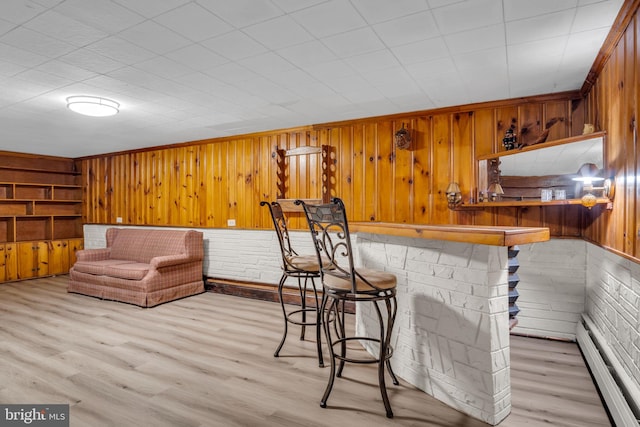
left=66, top=96, right=119, bottom=117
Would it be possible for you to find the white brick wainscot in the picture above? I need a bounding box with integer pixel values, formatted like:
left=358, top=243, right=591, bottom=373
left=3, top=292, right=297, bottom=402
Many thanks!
left=348, top=222, right=549, bottom=425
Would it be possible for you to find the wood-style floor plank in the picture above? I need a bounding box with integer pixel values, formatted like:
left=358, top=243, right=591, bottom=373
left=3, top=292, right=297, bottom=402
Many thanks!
left=0, top=277, right=611, bottom=426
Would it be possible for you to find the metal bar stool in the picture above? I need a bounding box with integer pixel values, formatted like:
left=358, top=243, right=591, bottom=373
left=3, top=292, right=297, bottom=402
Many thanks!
left=298, top=197, right=399, bottom=418
left=261, top=201, right=324, bottom=367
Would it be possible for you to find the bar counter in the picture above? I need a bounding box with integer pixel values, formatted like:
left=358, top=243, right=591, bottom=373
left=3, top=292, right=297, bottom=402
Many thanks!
left=351, top=222, right=549, bottom=425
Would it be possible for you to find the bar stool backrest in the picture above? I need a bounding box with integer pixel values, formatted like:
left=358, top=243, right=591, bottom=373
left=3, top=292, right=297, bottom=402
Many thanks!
left=260, top=201, right=301, bottom=273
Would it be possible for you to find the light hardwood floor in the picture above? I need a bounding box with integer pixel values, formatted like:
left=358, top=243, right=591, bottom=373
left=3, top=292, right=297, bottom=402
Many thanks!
left=0, top=277, right=611, bottom=427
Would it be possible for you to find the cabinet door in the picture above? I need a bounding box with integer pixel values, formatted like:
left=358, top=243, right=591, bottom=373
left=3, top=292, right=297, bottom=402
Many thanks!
left=48, top=240, right=69, bottom=275
left=4, top=243, right=17, bottom=281
left=0, top=244, right=5, bottom=282
left=68, top=238, right=84, bottom=266
left=17, top=241, right=49, bottom=279
left=18, top=242, right=38, bottom=279
left=36, top=241, right=49, bottom=277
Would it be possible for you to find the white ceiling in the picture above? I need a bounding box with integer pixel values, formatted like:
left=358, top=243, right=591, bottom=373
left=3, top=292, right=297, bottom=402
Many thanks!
left=0, top=0, right=625, bottom=158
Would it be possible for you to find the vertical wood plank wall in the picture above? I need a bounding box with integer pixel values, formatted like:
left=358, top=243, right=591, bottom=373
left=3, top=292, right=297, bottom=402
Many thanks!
left=80, top=94, right=589, bottom=235
left=583, top=4, right=640, bottom=261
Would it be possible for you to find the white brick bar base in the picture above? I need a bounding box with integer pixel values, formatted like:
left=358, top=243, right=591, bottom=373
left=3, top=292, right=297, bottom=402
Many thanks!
left=354, top=233, right=510, bottom=425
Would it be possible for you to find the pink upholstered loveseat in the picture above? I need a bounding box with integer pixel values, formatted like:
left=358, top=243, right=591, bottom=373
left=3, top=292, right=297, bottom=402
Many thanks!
left=69, top=227, right=205, bottom=307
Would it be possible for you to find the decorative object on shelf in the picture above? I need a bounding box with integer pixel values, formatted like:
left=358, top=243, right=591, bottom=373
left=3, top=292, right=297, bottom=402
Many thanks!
left=445, top=182, right=462, bottom=209
left=487, top=182, right=504, bottom=202
left=67, top=95, right=120, bottom=117
left=394, top=123, right=412, bottom=150
left=572, top=162, right=610, bottom=209
left=583, top=123, right=595, bottom=134
left=502, top=128, right=517, bottom=150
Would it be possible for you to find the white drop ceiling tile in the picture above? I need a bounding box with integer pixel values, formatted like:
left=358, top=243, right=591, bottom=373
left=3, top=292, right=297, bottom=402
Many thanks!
left=351, top=0, right=430, bottom=24
left=406, top=57, right=458, bottom=81
left=427, top=0, right=466, bottom=8
left=112, top=0, right=191, bottom=18
left=322, top=27, right=385, bottom=58
left=15, top=68, right=75, bottom=89
left=242, top=77, right=298, bottom=104
left=0, top=42, right=49, bottom=67
left=373, top=11, right=440, bottom=47
left=0, top=18, right=17, bottom=36
left=133, top=56, right=192, bottom=79
left=1, top=55, right=28, bottom=76
left=204, top=62, right=258, bottom=84
left=291, top=0, right=366, bottom=38
left=269, top=0, right=328, bottom=13
left=391, top=37, right=449, bottom=64
left=1, top=0, right=47, bottom=24
left=277, top=40, right=337, bottom=67
left=445, top=24, right=505, bottom=55
left=23, top=11, right=109, bottom=47
left=572, top=1, right=621, bottom=32
left=455, top=47, right=506, bottom=72
left=243, top=15, right=313, bottom=50
left=86, top=36, right=156, bottom=65
left=118, top=20, right=191, bottom=55
left=326, top=73, right=373, bottom=93
left=342, top=86, right=385, bottom=103
left=288, top=81, right=335, bottom=98
left=238, top=52, right=296, bottom=75
left=431, top=0, right=503, bottom=34
left=201, top=31, right=268, bottom=61
left=0, top=27, right=76, bottom=58
left=506, top=9, right=575, bottom=46
left=303, top=59, right=357, bottom=80
left=166, top=44, right=228, bottom=71
left=345, top=50, right=399, bottom=73
left=54, top=0, right=145, bottom=33
left=267, top=68, right=318, bottom=89
left=504, top=0, right=578, bottom=22
left=374, top=73, right=422, bottom=98
left=58, top=49, right=126, bottom=74
left=197, top=0, right=283, bottom=28
left=562, top=28, right=609, bottom=62
left=154, top=3, right=233, bottom=42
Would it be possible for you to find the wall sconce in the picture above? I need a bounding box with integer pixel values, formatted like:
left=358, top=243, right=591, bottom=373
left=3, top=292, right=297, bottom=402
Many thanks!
left=446, top=182, right=462, bottom=209
left=395, top=123, right=412, bottom=150
left=487, top=182, right=504, bottom=202
left=572, top=163, right=613, bottom=209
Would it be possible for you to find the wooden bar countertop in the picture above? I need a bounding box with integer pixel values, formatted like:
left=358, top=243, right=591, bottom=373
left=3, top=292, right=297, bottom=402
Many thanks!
left=350, top=222, right=550, bottom=247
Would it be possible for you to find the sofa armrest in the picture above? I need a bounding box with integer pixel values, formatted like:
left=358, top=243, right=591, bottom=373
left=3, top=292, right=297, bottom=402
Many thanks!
left=75, top=248, right=111, bottom=262
left=151, top=254, right=194, bottom=269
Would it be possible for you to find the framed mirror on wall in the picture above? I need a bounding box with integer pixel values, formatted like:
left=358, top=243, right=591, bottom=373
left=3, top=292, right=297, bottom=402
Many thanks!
left=466, top=131, right=612, bottom=209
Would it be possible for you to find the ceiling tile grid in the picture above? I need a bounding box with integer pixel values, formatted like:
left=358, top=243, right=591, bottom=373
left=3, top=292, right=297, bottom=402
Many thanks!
left=0, top=0, right=626, bottom=156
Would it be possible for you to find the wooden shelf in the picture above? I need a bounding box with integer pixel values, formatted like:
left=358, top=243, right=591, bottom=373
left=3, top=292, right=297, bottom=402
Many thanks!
left=455, top=198, right=612, bottom=209
left=0, top=165, right=80, bottom=175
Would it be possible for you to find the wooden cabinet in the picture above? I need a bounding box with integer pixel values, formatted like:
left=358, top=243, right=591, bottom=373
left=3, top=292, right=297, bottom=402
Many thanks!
left=0, top=153, right=83, bottom=283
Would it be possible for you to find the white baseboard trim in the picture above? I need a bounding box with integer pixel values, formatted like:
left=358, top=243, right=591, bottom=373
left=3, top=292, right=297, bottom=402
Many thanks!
left=577, top=314, right=639, bottom=426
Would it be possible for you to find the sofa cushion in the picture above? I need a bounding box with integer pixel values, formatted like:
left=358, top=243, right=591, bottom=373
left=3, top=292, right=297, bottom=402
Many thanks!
left=108, top=228, right=191, bottom=263
left=73, top=259, right=136, bottom=276
left=103, top=262, right=150, bottom=280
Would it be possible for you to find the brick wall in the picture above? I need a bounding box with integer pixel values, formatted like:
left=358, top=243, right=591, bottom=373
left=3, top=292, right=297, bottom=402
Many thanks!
left=585, top=243, right=640, bottom=398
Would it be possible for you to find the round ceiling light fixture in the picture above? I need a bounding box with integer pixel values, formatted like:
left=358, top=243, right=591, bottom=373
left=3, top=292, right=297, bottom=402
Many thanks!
left=66, top=95, right=120, bottom=117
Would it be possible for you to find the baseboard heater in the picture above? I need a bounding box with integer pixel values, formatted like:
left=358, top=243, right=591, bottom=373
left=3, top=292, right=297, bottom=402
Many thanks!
left=577, top=314, right=640, bottom=426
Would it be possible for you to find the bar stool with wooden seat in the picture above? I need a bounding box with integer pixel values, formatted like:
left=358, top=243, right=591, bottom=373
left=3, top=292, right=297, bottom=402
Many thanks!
left=298, top=197, right=399, bottom=418
left=261, top=201, right=324, bottom=367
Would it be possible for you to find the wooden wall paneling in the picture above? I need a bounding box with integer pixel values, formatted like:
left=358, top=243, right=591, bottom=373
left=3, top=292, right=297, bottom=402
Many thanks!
left=241, top=139, right=255, bottom=228
left=412, top=116, right=431, bottom=224
left=518, top=104, right=543, bottom=147
left=213, top=142, right=227, bottom=229
left=561, top=205, right=583, bottom=237
left=363, top=123, right=378, bottom=222
left=571, top=98, right=587, bottom=136
left=255, top=136, right=271, bottom=229
left=518, top=206, right=543, bottom=230
left=452, top=112, right=474, bottom=225
left=393, top=119, right=414, bottom=224
left=472, top=108, right=496, bottom=225
left=635, top=14, right=640, bottom=259
left=334, top=127, right=351, bottom=209
left=543, top=100, right=571, bottom=142
left=542, top=206, right=565, bottom=236
left=351, top=124, right=365, bottom=221
left=495, top=106, right=518, bottom=152
left=494, top=207, right=519, bottom=227
left=227, top=141, right=239, bottom=227
left=377, top=121, right=394, bottom=222
left=623, top=20, right=637, bottom=256
left=431, top=114, right=452, bottom=224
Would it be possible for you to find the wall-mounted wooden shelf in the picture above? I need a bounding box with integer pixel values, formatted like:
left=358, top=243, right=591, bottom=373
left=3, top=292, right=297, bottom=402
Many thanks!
left=455, top=197, right=612, bottom=210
